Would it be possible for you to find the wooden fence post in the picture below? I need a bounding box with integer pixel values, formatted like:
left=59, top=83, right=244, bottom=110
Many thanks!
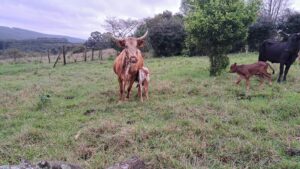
left=53, top=48, right=62, bottom=68
left=91, top=48, right=94, bottom=61
left=99, top=49, right=103, bottom=60
left=84, top=47, right=87, bottom=62
left=63, top=45, right=66, bottom=65
left=40, top=53, right=43, bottom=63
left=47, top=49, right=50, bottom=63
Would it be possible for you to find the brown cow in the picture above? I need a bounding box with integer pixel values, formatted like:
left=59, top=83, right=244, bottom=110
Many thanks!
left=113, top=31, right=148, bottom=101
left=229, top=61, right=275, bottom=92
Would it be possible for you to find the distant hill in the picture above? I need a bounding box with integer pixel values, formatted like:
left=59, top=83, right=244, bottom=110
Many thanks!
left=0, top=26, right=84, bottom=43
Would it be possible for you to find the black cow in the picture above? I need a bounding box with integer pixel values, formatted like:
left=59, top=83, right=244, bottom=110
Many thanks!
left=259, top=32, right=300, bottom=83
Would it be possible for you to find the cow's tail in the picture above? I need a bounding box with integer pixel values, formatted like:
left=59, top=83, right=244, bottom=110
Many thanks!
left=266, top=62, right=275, bottom=74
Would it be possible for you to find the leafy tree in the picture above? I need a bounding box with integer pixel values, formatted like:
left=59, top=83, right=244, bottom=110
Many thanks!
left=5, top=48, right=24, bottom=62
left=180, top=0, right=196, bottom=15
left=85, top=31, right=113, bottom=59
left=72, top=45, right=85, bottom=54
left=185, top=0, right=260, bottom=76
left=103, top=17, right=142, bottom=38
left=145, top=11, right=186, bottom=57
left=261, top=0, right=290, bottom=23
left=278, top=11, right=300, bottom=34
left=248, top=18, right=277, bottom=51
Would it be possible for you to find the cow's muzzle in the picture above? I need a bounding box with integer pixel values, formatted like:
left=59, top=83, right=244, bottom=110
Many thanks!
left=129, top=56, right=138, bottom=63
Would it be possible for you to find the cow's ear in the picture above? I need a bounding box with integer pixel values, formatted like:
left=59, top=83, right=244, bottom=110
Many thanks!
left=116, top=40, right=126, bottom=48
left=137, top=39, right=145, bottom=48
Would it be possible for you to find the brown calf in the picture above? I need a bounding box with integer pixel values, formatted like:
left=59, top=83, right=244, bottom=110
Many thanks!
left=137, top=67, right=150, bottom=102
left=229, top=61, right=274, bottom=92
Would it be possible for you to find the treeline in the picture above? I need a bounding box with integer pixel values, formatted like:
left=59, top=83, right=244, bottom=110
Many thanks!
left=249, top=10, right=300, bottom=51
left=86, top=0, right=300, bottom=59
left=0, top=37, right=73, bottom=53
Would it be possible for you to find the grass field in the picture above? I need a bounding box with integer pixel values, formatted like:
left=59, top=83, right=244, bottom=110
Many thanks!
left=1, top=53, right=300, bottom=169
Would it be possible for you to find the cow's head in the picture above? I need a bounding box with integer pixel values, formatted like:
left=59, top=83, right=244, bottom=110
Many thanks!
left=277, top=30, right=300, bottom=44
left=229, top=63, right=237, bottom=73
left=287, top=33, right=300, bottom=51
left=290, top=33, right=300, bottom=41
left=112, top=31, right=148, bottom=64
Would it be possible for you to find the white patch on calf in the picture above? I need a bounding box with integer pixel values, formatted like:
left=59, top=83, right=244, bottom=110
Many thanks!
left=139, top=67, right=150, bottom=84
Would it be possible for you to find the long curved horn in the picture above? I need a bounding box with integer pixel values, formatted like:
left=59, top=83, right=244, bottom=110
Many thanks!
left=137, top=30, right=148, bottom=40
left=277, top=30, right=290, bottom=37
left=109, top=32, right=123, bottom=41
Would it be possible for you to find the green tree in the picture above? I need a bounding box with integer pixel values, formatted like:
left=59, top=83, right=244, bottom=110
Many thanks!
left=145, top=11, right=186, bottom=57
left=5, top=48, right=24, bottom=62
left=279, top=11, right=300, bottom=34
left=85, top=31, right=113, bottom=59
left=185, top=0, right=260, bottom=76
left=248, top=18, right=276, bottom=51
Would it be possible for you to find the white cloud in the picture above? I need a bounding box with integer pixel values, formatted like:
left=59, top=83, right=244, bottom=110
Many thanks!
left=0, top=0, right=181, bottom=39
left=291, top=0, right=300, bottom=12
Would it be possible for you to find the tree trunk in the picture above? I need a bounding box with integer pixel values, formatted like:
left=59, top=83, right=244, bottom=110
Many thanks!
left=209, top=53, right=229, bottom=76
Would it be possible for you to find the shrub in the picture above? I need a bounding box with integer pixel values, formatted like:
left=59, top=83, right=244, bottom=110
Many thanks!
left=185, top=0, right=260, bottom=76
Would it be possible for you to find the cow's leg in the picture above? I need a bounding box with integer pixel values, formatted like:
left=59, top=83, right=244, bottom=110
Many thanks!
left=283, top=64, right=291, bottom=82
left=258, top=76, right=264, bottom=89
left=138, top=84, right=142, bottom=100
left=264, top=72, right=272, bottom=86
left=144, top=82, right=149, bottom=100
left=236, top=76, right=242, bottom=85
left=137, top=84, right=141, bottom=97
left=126, top=79, right=135, bottom=100
left=138, top=82, right=143, bottom=102
left=118, top=78, right=124, bottom=101
left=121, top=80, right=126, bottom=101
left=246, top=78, right=250, bottom=93
left=265, top=73, right=272, bottom=86
left=277, top=63, right=284, bottom=83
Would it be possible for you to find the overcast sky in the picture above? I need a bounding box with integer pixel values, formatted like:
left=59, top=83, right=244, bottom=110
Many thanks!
left=0, top=0, right=299, bottom=39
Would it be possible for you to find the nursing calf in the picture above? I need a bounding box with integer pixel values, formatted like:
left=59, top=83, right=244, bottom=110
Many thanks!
left=137, top=67, right=150, bottom=102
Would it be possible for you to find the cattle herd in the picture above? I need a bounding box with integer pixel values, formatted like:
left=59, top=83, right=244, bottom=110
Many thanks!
left=113, top=31, right=300, bottom=101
